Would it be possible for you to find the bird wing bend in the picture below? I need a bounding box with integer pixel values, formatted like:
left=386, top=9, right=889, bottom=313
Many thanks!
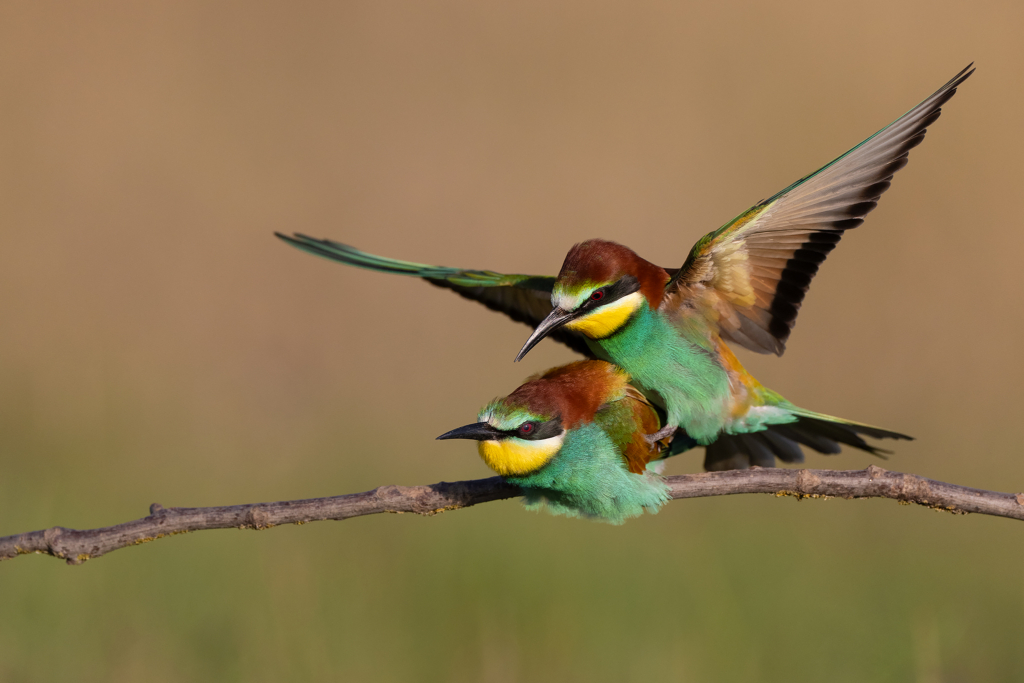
left=665, top=64, right=973, bottom=355
left=275, top=234, right=597, bottom=358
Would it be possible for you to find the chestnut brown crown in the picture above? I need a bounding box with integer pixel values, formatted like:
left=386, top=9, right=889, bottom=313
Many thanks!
left=555, top=239, right=670, bottom=308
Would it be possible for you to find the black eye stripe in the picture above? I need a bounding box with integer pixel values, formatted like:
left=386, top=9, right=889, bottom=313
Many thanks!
left=580, top=275, right=640, bottom=312
left=500, top=417, right=563, bottom=441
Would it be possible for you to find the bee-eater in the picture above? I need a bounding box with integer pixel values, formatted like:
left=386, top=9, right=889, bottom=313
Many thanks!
left=437, top=360, right=671, bottom=523
left=437, top=360, right=904, bottom=521
left=280, top=65, right=968, bottom=465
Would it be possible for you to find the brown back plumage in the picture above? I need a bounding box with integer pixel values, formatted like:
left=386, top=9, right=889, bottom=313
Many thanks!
left=620, top=384, right=666, bottom=474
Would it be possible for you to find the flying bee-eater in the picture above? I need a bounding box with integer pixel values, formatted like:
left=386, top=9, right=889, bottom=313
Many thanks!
left=438, top=360, right=905, bottom=522
left=279, top=65, right=969, bottom=465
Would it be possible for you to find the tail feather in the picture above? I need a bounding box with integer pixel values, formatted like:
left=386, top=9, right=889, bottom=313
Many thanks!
left=702, top=414, right=912, bottom=471
left=759, top=428, right=807, bottom=463
left=700, top=433, right=754, bottom=471
left=739, top=433, right=778, bottom=468
left=704, top=430, right=801, bottom=471
left=772, top=424, right=842, bottom=455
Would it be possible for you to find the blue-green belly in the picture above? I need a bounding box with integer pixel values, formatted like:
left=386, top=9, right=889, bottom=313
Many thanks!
left=506, top=423, right=669, bottom=524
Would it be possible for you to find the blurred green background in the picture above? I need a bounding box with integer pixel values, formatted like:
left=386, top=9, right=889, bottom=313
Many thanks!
left=2, top=1, right=1023, bottom=681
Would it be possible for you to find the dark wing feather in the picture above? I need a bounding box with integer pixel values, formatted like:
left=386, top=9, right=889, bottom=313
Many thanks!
left=275, top=233, right=595, bottom=357
left=667, top=64, right=974, bottom=355
left=702, top=415, right=912, bottom=471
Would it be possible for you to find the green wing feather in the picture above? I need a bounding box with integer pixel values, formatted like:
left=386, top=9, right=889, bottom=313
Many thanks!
left=668, top=64, right=974, bottom=355
left=275, top=233, right=596, bottom=357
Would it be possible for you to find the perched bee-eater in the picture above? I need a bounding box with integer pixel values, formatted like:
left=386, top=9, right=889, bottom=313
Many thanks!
left=437, top=360, right=671, bottom=523
left=438, top=360, right=903, bottom=522
left=280, top=65, right=971, bottom=466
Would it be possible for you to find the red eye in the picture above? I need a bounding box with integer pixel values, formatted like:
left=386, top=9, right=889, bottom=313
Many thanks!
left=590, top=290, right=605, bottom=302
left=519, top=422, right=535, bottom=435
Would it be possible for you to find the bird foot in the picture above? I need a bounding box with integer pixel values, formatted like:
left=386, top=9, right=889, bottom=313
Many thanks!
left=644, top=425, right=677, bottom=447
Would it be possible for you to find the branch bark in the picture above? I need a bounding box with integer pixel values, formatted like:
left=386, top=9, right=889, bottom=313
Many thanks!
left=2, top=465, right=1021, bottom=565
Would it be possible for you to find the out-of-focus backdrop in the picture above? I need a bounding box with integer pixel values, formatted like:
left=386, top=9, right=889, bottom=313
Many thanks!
left=2, top=2, right=1022, bottom=681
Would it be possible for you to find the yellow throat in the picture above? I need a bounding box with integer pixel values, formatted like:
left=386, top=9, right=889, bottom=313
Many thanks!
left=565, top=291, right=643, bottom=339
left=478, top=435, right=563, bottom=477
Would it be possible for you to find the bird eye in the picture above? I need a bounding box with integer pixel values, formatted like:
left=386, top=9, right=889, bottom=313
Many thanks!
left=590, top=289, right=605, bottom=302
left=518, top=422, right=536, bottom=436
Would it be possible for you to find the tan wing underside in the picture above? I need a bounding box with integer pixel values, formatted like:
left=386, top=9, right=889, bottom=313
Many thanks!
left=668, top=65, right=972, bottom=355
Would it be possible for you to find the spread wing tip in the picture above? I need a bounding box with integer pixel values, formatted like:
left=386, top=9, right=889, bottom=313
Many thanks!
left=676, top=64, right=974, bottom=357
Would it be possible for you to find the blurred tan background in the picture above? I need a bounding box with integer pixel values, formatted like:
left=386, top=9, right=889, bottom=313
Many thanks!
left=2, top=1, right=1023, bottom=681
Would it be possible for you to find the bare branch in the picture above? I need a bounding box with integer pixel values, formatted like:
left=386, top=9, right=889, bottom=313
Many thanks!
left=2, top=465, right=1021, bottom=565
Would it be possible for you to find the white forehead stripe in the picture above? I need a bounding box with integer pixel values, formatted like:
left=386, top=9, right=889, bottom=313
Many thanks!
left=553, top=290, right=590, bottom=311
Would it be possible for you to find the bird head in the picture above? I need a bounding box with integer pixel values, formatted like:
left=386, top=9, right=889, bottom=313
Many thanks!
left=515, top=240, right=669, bottom=361
left=438, top=361, right=628, bottom=477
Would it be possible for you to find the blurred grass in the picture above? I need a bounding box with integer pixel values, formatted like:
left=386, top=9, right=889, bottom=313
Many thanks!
left=2, top=0, right=1024, bottom=681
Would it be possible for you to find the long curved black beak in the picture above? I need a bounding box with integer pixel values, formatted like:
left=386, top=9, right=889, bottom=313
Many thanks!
left=514, top=307, right=575, bottom=362
left=436, top=422, right=505, bottom=441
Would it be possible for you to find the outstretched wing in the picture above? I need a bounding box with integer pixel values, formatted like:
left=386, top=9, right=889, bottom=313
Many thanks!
left=666, top=64, right=974, bottom=355
left=275, top=233, right=595, bottom=357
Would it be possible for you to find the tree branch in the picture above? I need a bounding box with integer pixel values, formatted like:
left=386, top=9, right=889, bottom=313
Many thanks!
left=2, top=465, right=1021, bottom=565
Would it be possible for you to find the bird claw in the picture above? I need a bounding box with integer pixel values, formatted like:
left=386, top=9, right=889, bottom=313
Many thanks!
left=644, top=425, right=677, bottom=447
